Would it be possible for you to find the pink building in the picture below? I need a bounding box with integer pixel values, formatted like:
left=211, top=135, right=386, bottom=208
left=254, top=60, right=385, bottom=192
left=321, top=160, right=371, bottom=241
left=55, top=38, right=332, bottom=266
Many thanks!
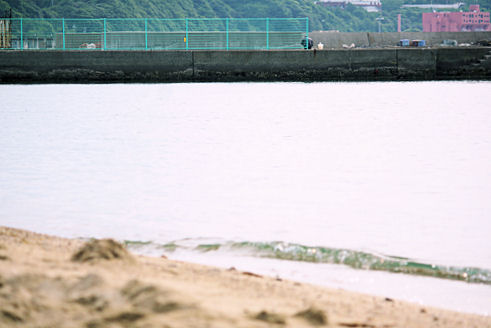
left=422, top=5, right=491, bottom=32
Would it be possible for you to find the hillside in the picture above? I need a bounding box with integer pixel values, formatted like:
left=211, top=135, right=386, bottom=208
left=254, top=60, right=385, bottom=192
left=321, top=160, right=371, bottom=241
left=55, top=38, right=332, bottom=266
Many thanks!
left=1, top=0, right=490, bottom=32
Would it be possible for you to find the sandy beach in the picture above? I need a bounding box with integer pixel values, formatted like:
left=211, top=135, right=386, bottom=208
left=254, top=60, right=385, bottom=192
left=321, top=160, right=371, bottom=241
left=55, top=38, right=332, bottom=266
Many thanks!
left=0, top=226, right=489, bottom=328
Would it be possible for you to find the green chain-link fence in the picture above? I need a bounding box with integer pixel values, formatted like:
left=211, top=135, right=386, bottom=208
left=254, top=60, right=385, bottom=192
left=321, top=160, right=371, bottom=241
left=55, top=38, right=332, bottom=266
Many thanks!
left=0, top=17, right=309, bottom=50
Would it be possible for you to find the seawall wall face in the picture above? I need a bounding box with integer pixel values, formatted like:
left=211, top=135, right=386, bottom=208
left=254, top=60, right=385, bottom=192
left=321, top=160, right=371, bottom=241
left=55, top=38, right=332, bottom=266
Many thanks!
left=0, top=48, right=490, bottom=83
left=0, top=51, right=194, bottom=82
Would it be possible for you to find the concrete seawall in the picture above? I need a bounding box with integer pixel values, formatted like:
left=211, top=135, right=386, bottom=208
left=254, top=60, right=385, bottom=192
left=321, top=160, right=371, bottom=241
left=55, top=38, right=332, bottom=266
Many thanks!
left=0, top=48, right=490, bottom=83
left=310, top=32, right=491, bottom=48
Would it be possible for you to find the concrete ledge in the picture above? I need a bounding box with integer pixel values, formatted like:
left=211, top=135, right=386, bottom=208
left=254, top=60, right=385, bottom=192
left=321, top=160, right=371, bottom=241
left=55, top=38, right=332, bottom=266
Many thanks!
left=349, top=49, right=397, bottom=78
left=397, top=48, right=437, bottom=79
left=434, top=48, right=491, bottom=79
left=310, top=31, right=491, bottom=48
left=0, top=48, right=490, bottom=83
left=0, top=50, right=194, bottom=82
left=192, top=50, right=355, bottom=81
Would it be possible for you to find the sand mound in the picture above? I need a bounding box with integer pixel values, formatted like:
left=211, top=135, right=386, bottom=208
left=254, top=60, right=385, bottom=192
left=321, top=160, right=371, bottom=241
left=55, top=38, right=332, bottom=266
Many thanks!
left=0, top=243, right=8, bottom=261
left=295, top=307, right=328, bottom=326
left=254, top=310, right=286, bottom=324
left=121, top=280, right=187, bottom=314
left=0, top=273, right=69, bottom=325
left=71, top=239, right=133, bottom=262
left=0, top=272, right=195, bottom=328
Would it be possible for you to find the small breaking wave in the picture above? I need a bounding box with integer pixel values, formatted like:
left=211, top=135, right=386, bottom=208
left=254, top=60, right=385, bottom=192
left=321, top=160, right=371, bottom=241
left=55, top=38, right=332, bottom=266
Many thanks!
left=124, top=239, right=491, bottom=285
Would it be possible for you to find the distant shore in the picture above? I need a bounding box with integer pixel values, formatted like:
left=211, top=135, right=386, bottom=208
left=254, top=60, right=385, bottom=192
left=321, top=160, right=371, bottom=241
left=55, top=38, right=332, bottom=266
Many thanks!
left=0, top=226, right=490, bottom=328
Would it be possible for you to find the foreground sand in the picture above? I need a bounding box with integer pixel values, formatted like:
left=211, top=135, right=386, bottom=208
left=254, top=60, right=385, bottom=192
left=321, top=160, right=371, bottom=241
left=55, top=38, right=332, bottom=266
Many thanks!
left=0, top=226, right=489, bottom=328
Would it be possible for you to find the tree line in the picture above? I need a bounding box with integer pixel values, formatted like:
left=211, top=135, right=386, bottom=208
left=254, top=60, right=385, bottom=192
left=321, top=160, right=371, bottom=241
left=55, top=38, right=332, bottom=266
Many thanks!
left=1, top=0, right=490, bottom=32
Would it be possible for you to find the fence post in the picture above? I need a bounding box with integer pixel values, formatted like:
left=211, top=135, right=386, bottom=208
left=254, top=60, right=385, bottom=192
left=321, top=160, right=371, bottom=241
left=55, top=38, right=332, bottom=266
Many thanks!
left=145, top=18, right=148, bottom=50
left=103, top=18, right=107, bottom=50
left=305, top=17, right=309, bottom=50
left=62, top=18, right=65, bottom=50
left=185, top=18, right=188, bottom=50
left=266, top=17, right=269, bottom=50
left=226, top=18, right=229, bottom=50
left=20, top=18, right=23, bottom=50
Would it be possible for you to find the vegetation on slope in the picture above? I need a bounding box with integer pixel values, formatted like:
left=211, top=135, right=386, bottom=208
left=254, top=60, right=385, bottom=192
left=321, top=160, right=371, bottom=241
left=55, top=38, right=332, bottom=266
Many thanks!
left=1, top=0, right=490, bottom=32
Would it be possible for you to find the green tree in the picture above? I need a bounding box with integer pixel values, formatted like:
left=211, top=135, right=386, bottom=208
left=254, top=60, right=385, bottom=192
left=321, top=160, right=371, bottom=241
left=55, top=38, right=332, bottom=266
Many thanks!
left=382, top=0, right=404, bottom=12
left=3, top=0, right=489, bottom=32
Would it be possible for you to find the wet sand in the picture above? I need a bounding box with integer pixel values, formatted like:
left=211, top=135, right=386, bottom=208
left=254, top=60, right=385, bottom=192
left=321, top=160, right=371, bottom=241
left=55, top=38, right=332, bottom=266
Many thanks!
left=0, top=226, right=490, bottom=328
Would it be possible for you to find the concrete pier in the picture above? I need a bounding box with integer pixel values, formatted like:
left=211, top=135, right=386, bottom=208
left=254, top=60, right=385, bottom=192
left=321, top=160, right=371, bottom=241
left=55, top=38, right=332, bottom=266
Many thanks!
left=0, top=48, right=490, bottom=83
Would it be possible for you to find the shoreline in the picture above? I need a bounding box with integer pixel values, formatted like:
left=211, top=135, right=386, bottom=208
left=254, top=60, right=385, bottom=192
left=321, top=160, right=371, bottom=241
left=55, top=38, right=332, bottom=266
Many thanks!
left=1, top=226, right=490, bottom=327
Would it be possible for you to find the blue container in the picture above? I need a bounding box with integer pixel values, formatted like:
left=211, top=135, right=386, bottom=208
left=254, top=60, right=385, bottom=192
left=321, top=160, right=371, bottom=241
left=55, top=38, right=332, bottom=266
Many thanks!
left=398, top=39, right=409, bottom=46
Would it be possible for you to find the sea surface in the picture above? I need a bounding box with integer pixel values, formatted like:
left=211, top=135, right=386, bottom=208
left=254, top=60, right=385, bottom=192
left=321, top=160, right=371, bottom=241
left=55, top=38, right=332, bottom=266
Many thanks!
left=1, top=82, right=490, bottom=315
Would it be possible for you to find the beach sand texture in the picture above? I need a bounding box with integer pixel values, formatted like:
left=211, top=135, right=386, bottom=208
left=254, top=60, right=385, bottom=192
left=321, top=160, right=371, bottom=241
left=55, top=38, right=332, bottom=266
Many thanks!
left=0, top=226, right=489, bottom=328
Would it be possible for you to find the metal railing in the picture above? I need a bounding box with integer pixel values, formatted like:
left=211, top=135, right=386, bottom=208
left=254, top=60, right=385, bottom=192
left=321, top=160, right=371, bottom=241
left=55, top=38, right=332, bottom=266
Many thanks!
left=0, top=17, right=309, bottom=50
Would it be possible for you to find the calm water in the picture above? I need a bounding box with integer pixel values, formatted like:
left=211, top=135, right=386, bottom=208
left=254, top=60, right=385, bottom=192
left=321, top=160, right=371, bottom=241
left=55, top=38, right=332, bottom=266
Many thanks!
left=1, top=82, right=490, bottom=314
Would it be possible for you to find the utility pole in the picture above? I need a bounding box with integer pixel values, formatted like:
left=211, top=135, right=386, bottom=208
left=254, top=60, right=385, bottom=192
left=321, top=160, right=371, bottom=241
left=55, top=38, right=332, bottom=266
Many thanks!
left=376, top=17, right=384, bottom=32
